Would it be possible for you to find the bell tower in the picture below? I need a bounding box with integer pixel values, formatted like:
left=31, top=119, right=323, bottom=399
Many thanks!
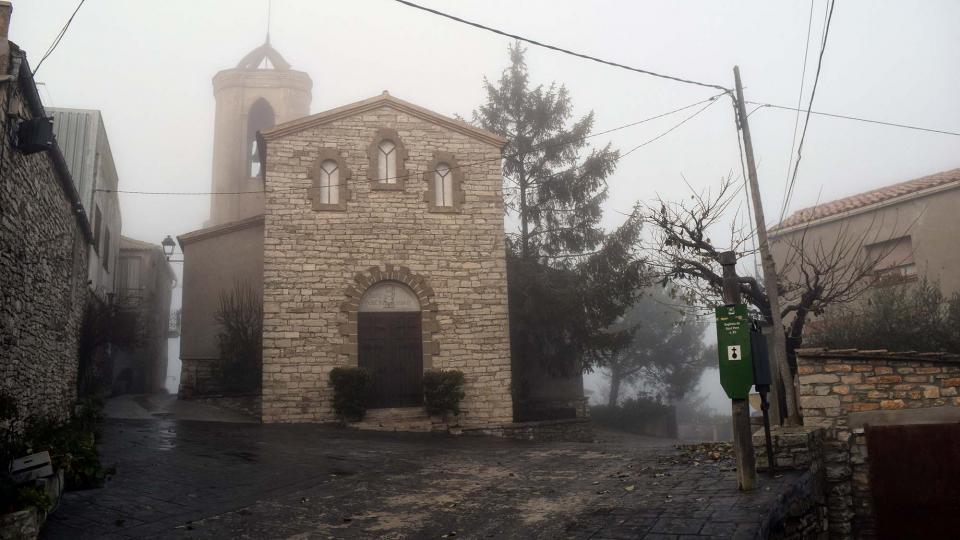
left=208, top=40, right=312, bottom=226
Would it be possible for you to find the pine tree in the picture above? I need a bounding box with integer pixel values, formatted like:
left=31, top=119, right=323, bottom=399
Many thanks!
left=474, top=43, right=647, bottom=385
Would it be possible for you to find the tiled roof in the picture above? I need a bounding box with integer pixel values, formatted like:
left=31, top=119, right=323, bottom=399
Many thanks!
left=775, top=168, right=960, bottom=230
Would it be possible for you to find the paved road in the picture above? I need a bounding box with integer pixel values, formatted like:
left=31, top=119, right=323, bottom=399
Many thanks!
left=43, top=418, right=800, bottom=539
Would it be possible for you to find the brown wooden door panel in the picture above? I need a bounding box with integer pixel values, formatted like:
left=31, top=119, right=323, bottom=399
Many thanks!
left=358, top=312, right=423, bottom=408
left=867, top=422, right=960, bottom=540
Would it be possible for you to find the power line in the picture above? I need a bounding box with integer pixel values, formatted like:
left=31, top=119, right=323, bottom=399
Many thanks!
left=33, top=0, right=87, bottom=76
left=781, top=0, right=816, bottom=218
left=96, top=94, right=725, bottom=196
left=392, top=0, right=729, bottom=93
left=747, top=102, right=960, bottom=138
left=620, top=97, right=721, bottom=158
left=779, top=0, right=836, bottom=222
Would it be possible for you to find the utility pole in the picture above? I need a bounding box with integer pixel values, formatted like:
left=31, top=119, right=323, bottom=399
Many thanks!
left=732, top=66, right=799, bottom=424
left=719, top=251, right=756, bottom=491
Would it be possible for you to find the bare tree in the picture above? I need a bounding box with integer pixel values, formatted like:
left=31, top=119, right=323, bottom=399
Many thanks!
left=641, top=174, right=913, bottom=365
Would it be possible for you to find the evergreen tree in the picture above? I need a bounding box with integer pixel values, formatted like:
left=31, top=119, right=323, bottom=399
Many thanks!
left=473, top=43, right=647, bottom=380
left=603, top=286, right=713, bottom=406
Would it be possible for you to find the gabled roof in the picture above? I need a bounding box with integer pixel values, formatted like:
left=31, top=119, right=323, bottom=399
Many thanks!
left=774, top=168, right=960, bottom=232
left=235, top=40, right=291, bottom=70
left=260, top=91, right=507, bottom=148
left=120, top=236, right=161, bottom=251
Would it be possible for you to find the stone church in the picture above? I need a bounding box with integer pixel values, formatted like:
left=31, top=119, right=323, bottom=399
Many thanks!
left=178, top=41, right=513, bottom=428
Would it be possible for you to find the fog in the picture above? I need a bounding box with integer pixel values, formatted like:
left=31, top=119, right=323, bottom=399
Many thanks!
left=11, top=0, right=959, bottom=407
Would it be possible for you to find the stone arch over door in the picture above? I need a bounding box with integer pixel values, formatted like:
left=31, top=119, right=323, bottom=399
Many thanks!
left=338, top=264, right=439, bottom=371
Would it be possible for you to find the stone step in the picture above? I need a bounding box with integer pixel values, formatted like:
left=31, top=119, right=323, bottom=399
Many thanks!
left=349, top=406, right=438, bottom=433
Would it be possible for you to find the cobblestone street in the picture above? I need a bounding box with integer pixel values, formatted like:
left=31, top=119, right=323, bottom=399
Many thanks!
left=42, top=416, right=807, bottom=539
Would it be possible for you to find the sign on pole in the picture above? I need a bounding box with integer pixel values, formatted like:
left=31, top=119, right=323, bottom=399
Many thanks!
left=715, top=304, right=754, bottom=399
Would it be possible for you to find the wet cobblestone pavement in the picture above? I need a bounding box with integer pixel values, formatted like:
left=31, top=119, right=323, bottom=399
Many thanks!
left=42, top=419, right=804, bottom=539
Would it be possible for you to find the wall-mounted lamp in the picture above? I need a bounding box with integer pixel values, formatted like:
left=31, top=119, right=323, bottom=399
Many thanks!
left=161, top=235, right=183, bottom=262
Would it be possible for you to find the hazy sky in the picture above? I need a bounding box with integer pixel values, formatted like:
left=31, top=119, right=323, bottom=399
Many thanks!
left=11, top=0, right=960, bottom=404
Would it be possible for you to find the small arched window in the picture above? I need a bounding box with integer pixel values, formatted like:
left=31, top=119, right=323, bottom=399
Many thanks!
left=247, top=98, right=275, bottom=178
left=377, top=140, right=397, bottom=183
left=425, top=151, right=463, bottom=213
left=367, top=128, right=407, bottom=190
left=434, top=163, right=453, bottom=207
left=318, top=159, right=340, bottom=204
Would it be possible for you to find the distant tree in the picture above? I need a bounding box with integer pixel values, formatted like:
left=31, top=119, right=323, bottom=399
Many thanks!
left=215, top=281, right=262, bottom=393
left=602, top=286, right=713, bottom=406
left=473, top=42, right=647, bottom=380
left=810, top=277, right=960, bottom=353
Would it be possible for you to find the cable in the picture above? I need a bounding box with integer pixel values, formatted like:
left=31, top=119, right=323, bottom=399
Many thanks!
left=392, top=0, right=729, bottom=93
left=32, top=0, right=87, bottom=76
left=779, top=0, right=836, bottom=222
left=96, top=94, right=725, bottom=196
left=620, top=97, right=721, bottom=158
left=747, top=102, right=960, bottom=138
left=782, top=0, right=816, bottom=214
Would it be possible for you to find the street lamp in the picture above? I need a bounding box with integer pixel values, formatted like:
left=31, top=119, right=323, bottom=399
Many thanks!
left=161, top=235, right=184, bottom=263
left=161, top=235, right=176, bottom=260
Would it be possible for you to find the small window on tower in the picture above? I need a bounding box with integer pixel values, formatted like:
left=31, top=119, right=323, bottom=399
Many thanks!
left=247, top=98, right=275, bottom=178
left=378, top=140, right=397, bottom=183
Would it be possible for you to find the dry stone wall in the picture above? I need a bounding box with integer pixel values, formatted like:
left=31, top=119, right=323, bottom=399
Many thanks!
left=796, top=348, right=960, bottom=539
left=261, top=101, right=513, bottom=427
left=1, top=62, right=89, bottom=425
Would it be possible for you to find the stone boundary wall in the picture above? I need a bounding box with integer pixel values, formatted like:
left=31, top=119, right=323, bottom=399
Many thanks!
left=178, top=358, right=225, bottom=397
left=796, top=348, right=960, bottom=539
left=1, top=44, right=90, bottom=426
left=463, top=418, right=594, bottom=442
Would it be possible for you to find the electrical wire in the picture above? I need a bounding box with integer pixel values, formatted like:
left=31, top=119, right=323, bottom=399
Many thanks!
left=781, top=0, right=816, bottom=218
left=620, top=97, right=721, bottom=158
left=32, top=0, right=87, bottom=76
left=779, top=0, right=836, bottom=223
left=392, top=0, right=729, bottom=93
left=96, top=94, right=725, bottom=196
left=746, top=102, right=960, bottom=138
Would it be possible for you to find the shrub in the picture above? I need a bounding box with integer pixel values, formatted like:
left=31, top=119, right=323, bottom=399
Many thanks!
left=215, top=281, right=263, bottom=394
left=422, top=370, right=466, bottom=417
left=329, top=368, right=370, bottom=422
left=590, top=395, right=677, bottom=438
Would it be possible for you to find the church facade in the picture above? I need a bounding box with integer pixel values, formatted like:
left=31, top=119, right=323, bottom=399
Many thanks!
left=179, top=42, right=513, bottom=428
left=258, top=94, right=513, bottom=425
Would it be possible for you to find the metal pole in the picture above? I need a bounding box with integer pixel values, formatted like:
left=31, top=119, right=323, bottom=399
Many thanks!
left=720, top=251, right=756, bottom=491
left=732, top=66, right=799, bottom=424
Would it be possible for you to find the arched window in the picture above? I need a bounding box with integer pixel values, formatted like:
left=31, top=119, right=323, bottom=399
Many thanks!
left=367, top=128, right=407, bottom=190
left=434, top=163, right=453, bottom=207
left=377, top=140, right=397, bottom=183
left=309, top=149, right=351, bottom=212
left=425, top=151, right=463, bottom=213
left=318, top=159, right=339, bottom=204
left=247, top=98, right=275, bottom=178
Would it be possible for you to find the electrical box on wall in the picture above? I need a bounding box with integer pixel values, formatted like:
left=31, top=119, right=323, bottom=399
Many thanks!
left=17, top=116, right=55, bottom=154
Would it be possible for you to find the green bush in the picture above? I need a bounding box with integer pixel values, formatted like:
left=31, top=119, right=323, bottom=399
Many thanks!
left=423, top=370, right=466, bottom=416
left=329, top=367, right=370, bottom=422
left=590, top=395, right=678, bottom=438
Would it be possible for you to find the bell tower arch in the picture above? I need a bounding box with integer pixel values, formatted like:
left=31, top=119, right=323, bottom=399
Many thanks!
left=208, top=40, right=312, bottom=226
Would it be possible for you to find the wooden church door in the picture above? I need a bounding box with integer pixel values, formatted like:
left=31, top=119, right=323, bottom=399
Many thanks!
left=357, top=282, right=423, bottom=408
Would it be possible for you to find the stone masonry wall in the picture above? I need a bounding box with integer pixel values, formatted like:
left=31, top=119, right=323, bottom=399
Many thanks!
left=0, top=61, right=89, bottom=425
left=261, top=100, right=513, bottom=427
left=796, top=348, right=960, bottom=539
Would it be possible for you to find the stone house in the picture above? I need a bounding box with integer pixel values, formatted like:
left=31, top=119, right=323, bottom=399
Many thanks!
left=0, top=1, right=92, bottom=423
left=178, top=42, right=514, bottom=429
left=111, top=237, right=175, bottom=394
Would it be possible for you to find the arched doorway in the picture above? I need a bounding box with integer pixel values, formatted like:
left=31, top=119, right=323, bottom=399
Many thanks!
left=358, top=281, right=423, bottom=408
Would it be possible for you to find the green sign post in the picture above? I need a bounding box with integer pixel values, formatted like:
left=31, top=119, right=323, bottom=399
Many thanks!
left=715, top=304, right=754, bottom=399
